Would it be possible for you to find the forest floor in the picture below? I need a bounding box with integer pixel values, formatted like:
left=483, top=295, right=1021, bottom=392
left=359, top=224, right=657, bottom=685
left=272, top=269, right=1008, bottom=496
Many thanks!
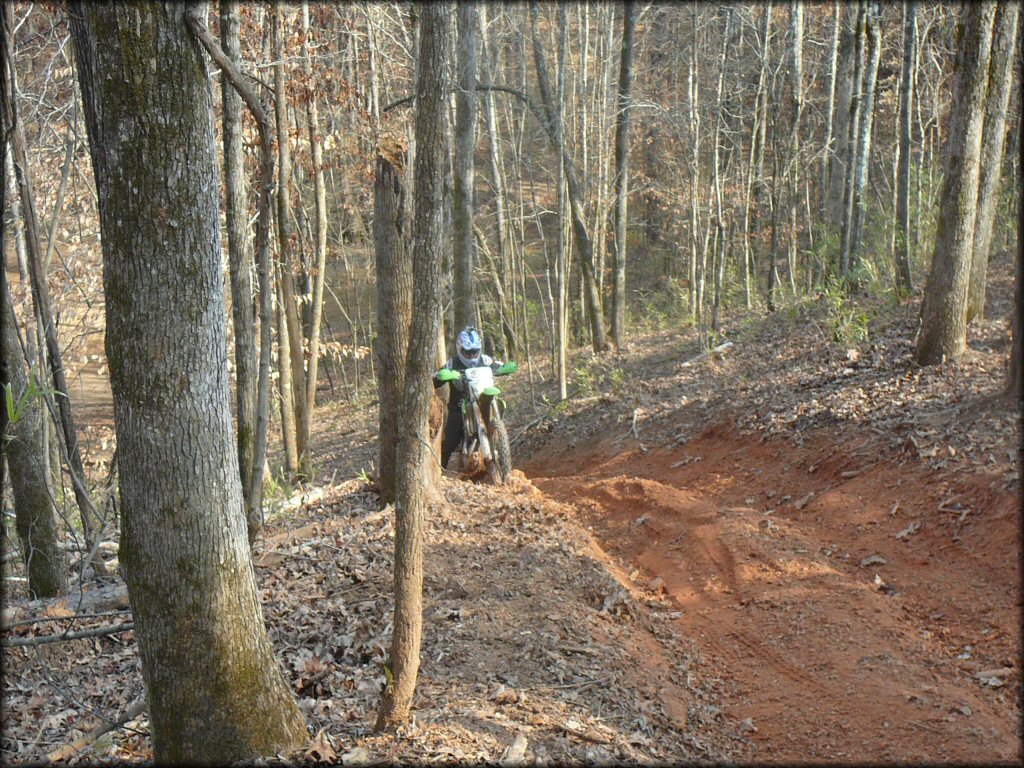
left=1, top=251, right=1020, bottom=765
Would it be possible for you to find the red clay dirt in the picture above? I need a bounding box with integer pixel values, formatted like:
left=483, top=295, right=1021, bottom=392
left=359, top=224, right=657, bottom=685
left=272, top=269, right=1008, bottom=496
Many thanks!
left=523, top=420, right=1021, bottom=763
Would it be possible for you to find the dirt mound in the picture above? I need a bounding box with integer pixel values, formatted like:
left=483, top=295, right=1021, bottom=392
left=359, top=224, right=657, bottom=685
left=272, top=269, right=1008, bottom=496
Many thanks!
left=525, top=417, right=1020, bottom=763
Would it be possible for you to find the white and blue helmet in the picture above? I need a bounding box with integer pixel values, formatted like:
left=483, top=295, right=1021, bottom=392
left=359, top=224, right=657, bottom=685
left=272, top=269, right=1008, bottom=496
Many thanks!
left=456, top=327, right=482, bottom=367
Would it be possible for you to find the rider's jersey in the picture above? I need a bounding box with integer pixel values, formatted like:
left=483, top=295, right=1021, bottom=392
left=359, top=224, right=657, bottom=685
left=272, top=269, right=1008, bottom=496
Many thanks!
left=433, top=354, right=503, bottom=408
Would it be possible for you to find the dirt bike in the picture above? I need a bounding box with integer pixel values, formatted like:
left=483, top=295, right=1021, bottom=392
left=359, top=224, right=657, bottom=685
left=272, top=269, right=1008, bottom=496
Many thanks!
left=436, top=361, right=517, bottom=484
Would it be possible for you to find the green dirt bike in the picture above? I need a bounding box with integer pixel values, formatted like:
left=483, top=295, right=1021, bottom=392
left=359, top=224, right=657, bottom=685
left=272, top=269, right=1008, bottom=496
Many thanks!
left=436, top=361, right=517, bottom=484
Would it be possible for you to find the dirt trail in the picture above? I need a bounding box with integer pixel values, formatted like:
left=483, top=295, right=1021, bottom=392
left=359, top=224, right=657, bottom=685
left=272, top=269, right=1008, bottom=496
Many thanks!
left=523, top=421, right=1020, bottom=763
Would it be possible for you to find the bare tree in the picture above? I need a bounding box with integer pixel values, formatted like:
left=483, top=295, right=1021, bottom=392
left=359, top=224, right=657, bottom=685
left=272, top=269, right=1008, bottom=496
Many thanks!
left=272, top=5, right=310, bottom=478
left=376, top=1, right=452, bottom=732
left=895, top=0, right=917, bottom=295
left=453, top=2, right=478, bottom=334
left=916, top=2, right=997, bottom=365
left=530, top=2, right=608, bottom=353
left=967, top=2, right=1020, bottom=323
left=70, top=5, right=307, bottom=760
left=300, top=0, right=330, bottom=468
left=220, top=0, right=260, bottom=538
left=610, top=0, right=637, bottom=349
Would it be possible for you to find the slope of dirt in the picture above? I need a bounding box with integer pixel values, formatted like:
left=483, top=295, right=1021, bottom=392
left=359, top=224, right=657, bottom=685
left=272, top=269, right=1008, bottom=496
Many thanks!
left=525, top=421, right=1019, bottom=762
left=514, top=251, right=1021, bottom=763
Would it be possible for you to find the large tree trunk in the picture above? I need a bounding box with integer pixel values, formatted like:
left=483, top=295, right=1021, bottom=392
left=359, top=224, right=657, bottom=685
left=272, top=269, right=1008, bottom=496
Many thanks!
left=69, top=5, right=306, bottom=761
left=452, top=2, right=477, bottom=334
left=610, top=0, right=637, bottom=349
left=376, top=1, right=451, bottom=732
left=1009, top=157, right=1023, bottom=398
left=895, top=0, right=917, bottom=295
left=915, top=2, right=997, bottom=366
left=1, top=276, right=68, bottom=599
left=966, top=2, right=1020, bottom=323
left=374, top=142, right=413, bottom=505
left=2, top=4, right=99, bottom=551
left=220, top=0, right=260, bottom=538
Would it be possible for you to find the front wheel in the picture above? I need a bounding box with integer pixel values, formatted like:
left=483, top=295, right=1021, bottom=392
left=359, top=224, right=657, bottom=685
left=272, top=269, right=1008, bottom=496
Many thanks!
left=486, top=410, right=512, bottom=485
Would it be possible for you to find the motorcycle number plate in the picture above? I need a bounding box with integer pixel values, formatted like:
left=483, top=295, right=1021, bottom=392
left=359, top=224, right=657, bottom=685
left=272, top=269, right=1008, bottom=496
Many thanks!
left=463, top=366, right=495, bottom=398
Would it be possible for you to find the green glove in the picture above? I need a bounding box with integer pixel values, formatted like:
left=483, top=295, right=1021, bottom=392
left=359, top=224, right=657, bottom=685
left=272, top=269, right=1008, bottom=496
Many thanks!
left=496, top=361, right=518, bottom=376
left=435, top=368, right=461, bottom=382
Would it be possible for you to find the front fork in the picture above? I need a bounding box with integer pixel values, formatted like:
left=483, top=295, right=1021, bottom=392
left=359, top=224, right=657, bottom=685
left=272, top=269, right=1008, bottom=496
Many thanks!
left=462, top=397, right=495, bottom=460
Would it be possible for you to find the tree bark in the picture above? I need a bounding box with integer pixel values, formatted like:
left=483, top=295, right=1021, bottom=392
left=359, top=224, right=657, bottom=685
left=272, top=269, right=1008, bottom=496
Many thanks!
left=220, top=0, right=260, bottom=538
left=186, top=6, right=277, bottom=539
left=966, top=2, right=1019, bottom=323
left=610, top=0, right=637, bottom=349
left=374, top=141, right=413, bottom=505
left=916, top=2, right=997, bottom=365
left=2, top=276, right=68, bottom=598
left=453, top=2, right=477, bottom=334
left=376, top=1, right=451, bottom=732
left=69, top=4, right=306, bottom=761
left=895, top=0, right=917, bottom=295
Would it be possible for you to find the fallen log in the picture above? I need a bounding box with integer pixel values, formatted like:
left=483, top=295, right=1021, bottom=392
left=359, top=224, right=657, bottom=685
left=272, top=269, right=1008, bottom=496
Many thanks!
left=681, top=340, right=734, bottom=367
left=1, top=622, right=134, bottom=648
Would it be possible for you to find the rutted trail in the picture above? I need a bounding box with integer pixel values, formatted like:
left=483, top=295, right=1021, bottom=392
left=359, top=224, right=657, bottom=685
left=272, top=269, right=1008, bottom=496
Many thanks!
left=524, top=421, right=1020, bottom=763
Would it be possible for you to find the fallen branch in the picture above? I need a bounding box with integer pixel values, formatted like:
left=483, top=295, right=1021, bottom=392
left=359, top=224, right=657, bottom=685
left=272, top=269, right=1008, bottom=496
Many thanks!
left=45, top=696, right=146, bottom=763
left=681, top=340, right=734, bottom=367
left=1, top=608, right=132, bottom=631
left=1, top=622, right=134, bottom=648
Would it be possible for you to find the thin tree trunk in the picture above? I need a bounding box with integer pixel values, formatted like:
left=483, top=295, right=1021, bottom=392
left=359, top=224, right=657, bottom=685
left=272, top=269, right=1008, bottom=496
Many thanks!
left=272, top=5, right=309, bottom=475
left=300, top=1, right=329, bottom=479
left=840, top=2, right=867, bottom=277
left=828, top=5, right=855, bottom=229
left=275, top=260, right=300, bottom=474
left=895, top=0, right=917, bottom=295
left=821, top=1, right=841, bottom=221
left=916, top=2, right=997, bottom=365
left=2, top=5, right=100, bottom=551
left=453, top=2, right=477, bottom=334
left=530, top=2, right=608, bottom=353
left=610, top=0, right=637, bottom=350
left=849, top=1, right=881, bottom=277
left=374, top=142, right=413, bottom=505
left=376, top=1, right=451, bottom=732
left=220, top=0, right=260, bottom=539
left=70, top=6, right=307, bottom=760
left=2, top=278, right=68, bottom=598
left=967, top=2, right=1019, bottom=323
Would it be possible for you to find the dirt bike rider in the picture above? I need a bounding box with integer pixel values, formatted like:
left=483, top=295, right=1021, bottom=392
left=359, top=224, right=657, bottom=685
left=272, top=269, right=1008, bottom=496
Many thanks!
left=433, top=326, right=510, bottom=470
